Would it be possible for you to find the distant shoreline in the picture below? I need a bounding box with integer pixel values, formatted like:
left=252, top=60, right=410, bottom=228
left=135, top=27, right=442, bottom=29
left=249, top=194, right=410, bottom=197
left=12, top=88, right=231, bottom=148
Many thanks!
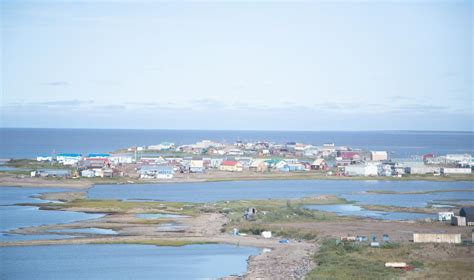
left=2, top=127, right=474, bottom=133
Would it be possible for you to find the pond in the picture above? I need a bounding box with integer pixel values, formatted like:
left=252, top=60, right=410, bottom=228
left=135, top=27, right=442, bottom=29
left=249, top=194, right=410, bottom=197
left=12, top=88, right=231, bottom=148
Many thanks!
left=304, top=204, right=436, bottom=220
left=341, top=191, right=474, bottom=208
left=136, top=213, right=187, bottom=219
left=49, top=228, right=117, bottom=235
left=0, top=244, right=260, bottom=280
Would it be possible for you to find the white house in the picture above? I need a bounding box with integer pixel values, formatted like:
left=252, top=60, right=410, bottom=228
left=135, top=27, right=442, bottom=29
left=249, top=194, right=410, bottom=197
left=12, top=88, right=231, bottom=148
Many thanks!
left=109, top=154, right=134, bottom=164
left=81, top=169, right=95, bottom=178
left=189, top=159, right=205, bottom=173
left=438, top=212, right=455, bottom=221
left=148, top=142, right=175, bottom=151
left=36, top=156, right=53, bottom=162
left=56, top=153, right=82, bottom=165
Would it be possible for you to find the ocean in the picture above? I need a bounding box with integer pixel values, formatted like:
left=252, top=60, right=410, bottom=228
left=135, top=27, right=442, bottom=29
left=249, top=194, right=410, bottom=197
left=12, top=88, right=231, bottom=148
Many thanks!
left=0, top=128, right=472, bottom=159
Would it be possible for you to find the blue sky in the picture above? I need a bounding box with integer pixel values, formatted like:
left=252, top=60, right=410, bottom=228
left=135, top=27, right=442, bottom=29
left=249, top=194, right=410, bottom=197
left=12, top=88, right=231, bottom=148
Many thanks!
left=1, top=0, right=472, bottom=131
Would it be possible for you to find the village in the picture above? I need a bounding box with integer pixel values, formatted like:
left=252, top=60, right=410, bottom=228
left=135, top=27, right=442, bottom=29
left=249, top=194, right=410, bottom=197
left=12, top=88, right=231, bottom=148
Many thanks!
left=2, top=139, right=473, bottom=279
left=27, top=139, right=473, bottom=180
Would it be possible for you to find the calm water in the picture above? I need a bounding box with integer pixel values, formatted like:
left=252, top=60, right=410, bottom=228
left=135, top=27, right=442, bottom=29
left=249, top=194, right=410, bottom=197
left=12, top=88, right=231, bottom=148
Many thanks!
left=0, top=187, right=103, bottom=241
left=1, top=128, right=472, bottom=158
left=49, top=228, right=117, bottom=235
left=136, top=213, right=186, bottom=219
left=0, top=233, right=77, bottom=241
left=342, top=191, right=474, bottom=208
left=0, top=186, right=75, bottom=205
left=0, top=206, right=104, bottom=232
left=0, top=244, right=260, bottom=280
left=88, top=180, right=474, bottom=207
left=304, top=204, right=435, bottom=220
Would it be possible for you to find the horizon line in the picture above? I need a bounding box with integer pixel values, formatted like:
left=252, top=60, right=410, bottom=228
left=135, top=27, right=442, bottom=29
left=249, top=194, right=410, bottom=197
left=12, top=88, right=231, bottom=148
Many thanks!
left=1, top=127, right=473, bottom=134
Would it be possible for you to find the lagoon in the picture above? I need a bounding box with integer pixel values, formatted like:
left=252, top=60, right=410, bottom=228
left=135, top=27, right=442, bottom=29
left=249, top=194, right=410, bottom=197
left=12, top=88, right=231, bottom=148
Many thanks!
left=88, top=180, right=474, bottom=207
left=0, top=244, right=260, bottom=280
left=0, top=187, right=103, bottom=242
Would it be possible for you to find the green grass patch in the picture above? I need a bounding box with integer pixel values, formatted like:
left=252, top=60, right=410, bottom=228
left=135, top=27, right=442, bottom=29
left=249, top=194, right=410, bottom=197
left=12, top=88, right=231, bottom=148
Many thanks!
left=306, top=239, right=402, bottom=280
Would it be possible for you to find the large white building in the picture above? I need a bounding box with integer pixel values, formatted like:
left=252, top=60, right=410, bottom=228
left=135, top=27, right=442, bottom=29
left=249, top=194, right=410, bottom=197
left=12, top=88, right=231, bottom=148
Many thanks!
left=56, top=153, right=82, bottom=165
left=344, top=164, right=379, bottom=176
left=441, top=168, right=472, bottom=175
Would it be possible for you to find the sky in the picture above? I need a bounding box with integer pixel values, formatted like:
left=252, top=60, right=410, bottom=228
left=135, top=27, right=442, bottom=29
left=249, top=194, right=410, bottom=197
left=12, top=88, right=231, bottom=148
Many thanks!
left=1, top=0, right=472, bottom=131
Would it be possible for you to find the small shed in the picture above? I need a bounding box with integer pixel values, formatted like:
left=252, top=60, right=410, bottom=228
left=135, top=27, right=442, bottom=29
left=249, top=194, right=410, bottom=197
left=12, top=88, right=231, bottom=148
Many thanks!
left=460, top=207, right=474, bottom=226
left=451, top=216, right=466, bottom=226
left=413, top=233, right=461, bottom=244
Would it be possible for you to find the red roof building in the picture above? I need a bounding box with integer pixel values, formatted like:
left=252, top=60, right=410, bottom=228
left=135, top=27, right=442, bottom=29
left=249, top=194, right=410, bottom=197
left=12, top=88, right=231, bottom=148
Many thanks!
left=221, top=160, right=239, bottom=166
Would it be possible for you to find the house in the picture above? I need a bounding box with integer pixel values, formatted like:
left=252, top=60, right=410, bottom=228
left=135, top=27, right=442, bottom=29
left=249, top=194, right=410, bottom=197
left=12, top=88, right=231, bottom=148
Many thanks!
left=109, top=154, right=134, bottom=164
left=88, top=153, right=110, bottom=158
left=413, top=233, right=461, bottom=244
left=446, top=154, right=471, bottom=163
left=460, top=207, right=474, bottom=226
left=406, top=166, right=440, bottom=175
left=236, top=157, right=253, bottom=169
left=451, top=216, right=466, bottom=226
left=219, top=160, right=243, bottom=172
left=274, top=160, right=289, bottom=172
left=227, top=148, right=244, bottom=156
left=93, top=168, right=113, bottom=178
left=140, top=156, right=167, bottom=165
left=336, top=152, right=361, bottom=166
left=344, top=164, right=379, bottom=176
left=370, top=151, right=388, bottom=161
left=147, top=142, right=175, bottom=151
left=379, top=164, right=393, bottom=176
left=56, top=153, right=82, bottom=165
left=81, top=169, right=95, bottom=178
left=441, top=168, right=472, bottom=175
left=287, top=163, right=305, bottom=172
left=301, top=161, right=312, bottom=171
left=80, top=158, right=109, bottom=169
left=438, top=212, right=455, bottom=221
left=259, top=149, right=271, bottom=157
left=244, top=207, right=257, bottom=220
left=36, top=156, right=52, bottom=162
left=249, top=159, right=268, bottom=172
left=32, top=169, right=71, bottom=178
left=209, top=158, right=224, bottom=169
left=139, top=165, right=174, bottom=179
left=311, top=159, right=327, bottom=170
left=189, top=159, right=205, bottom=173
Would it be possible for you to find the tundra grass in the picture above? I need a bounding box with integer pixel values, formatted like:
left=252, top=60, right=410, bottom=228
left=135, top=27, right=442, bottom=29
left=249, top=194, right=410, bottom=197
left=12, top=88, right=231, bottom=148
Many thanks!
left=306, top=240, right=473, bottom=280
